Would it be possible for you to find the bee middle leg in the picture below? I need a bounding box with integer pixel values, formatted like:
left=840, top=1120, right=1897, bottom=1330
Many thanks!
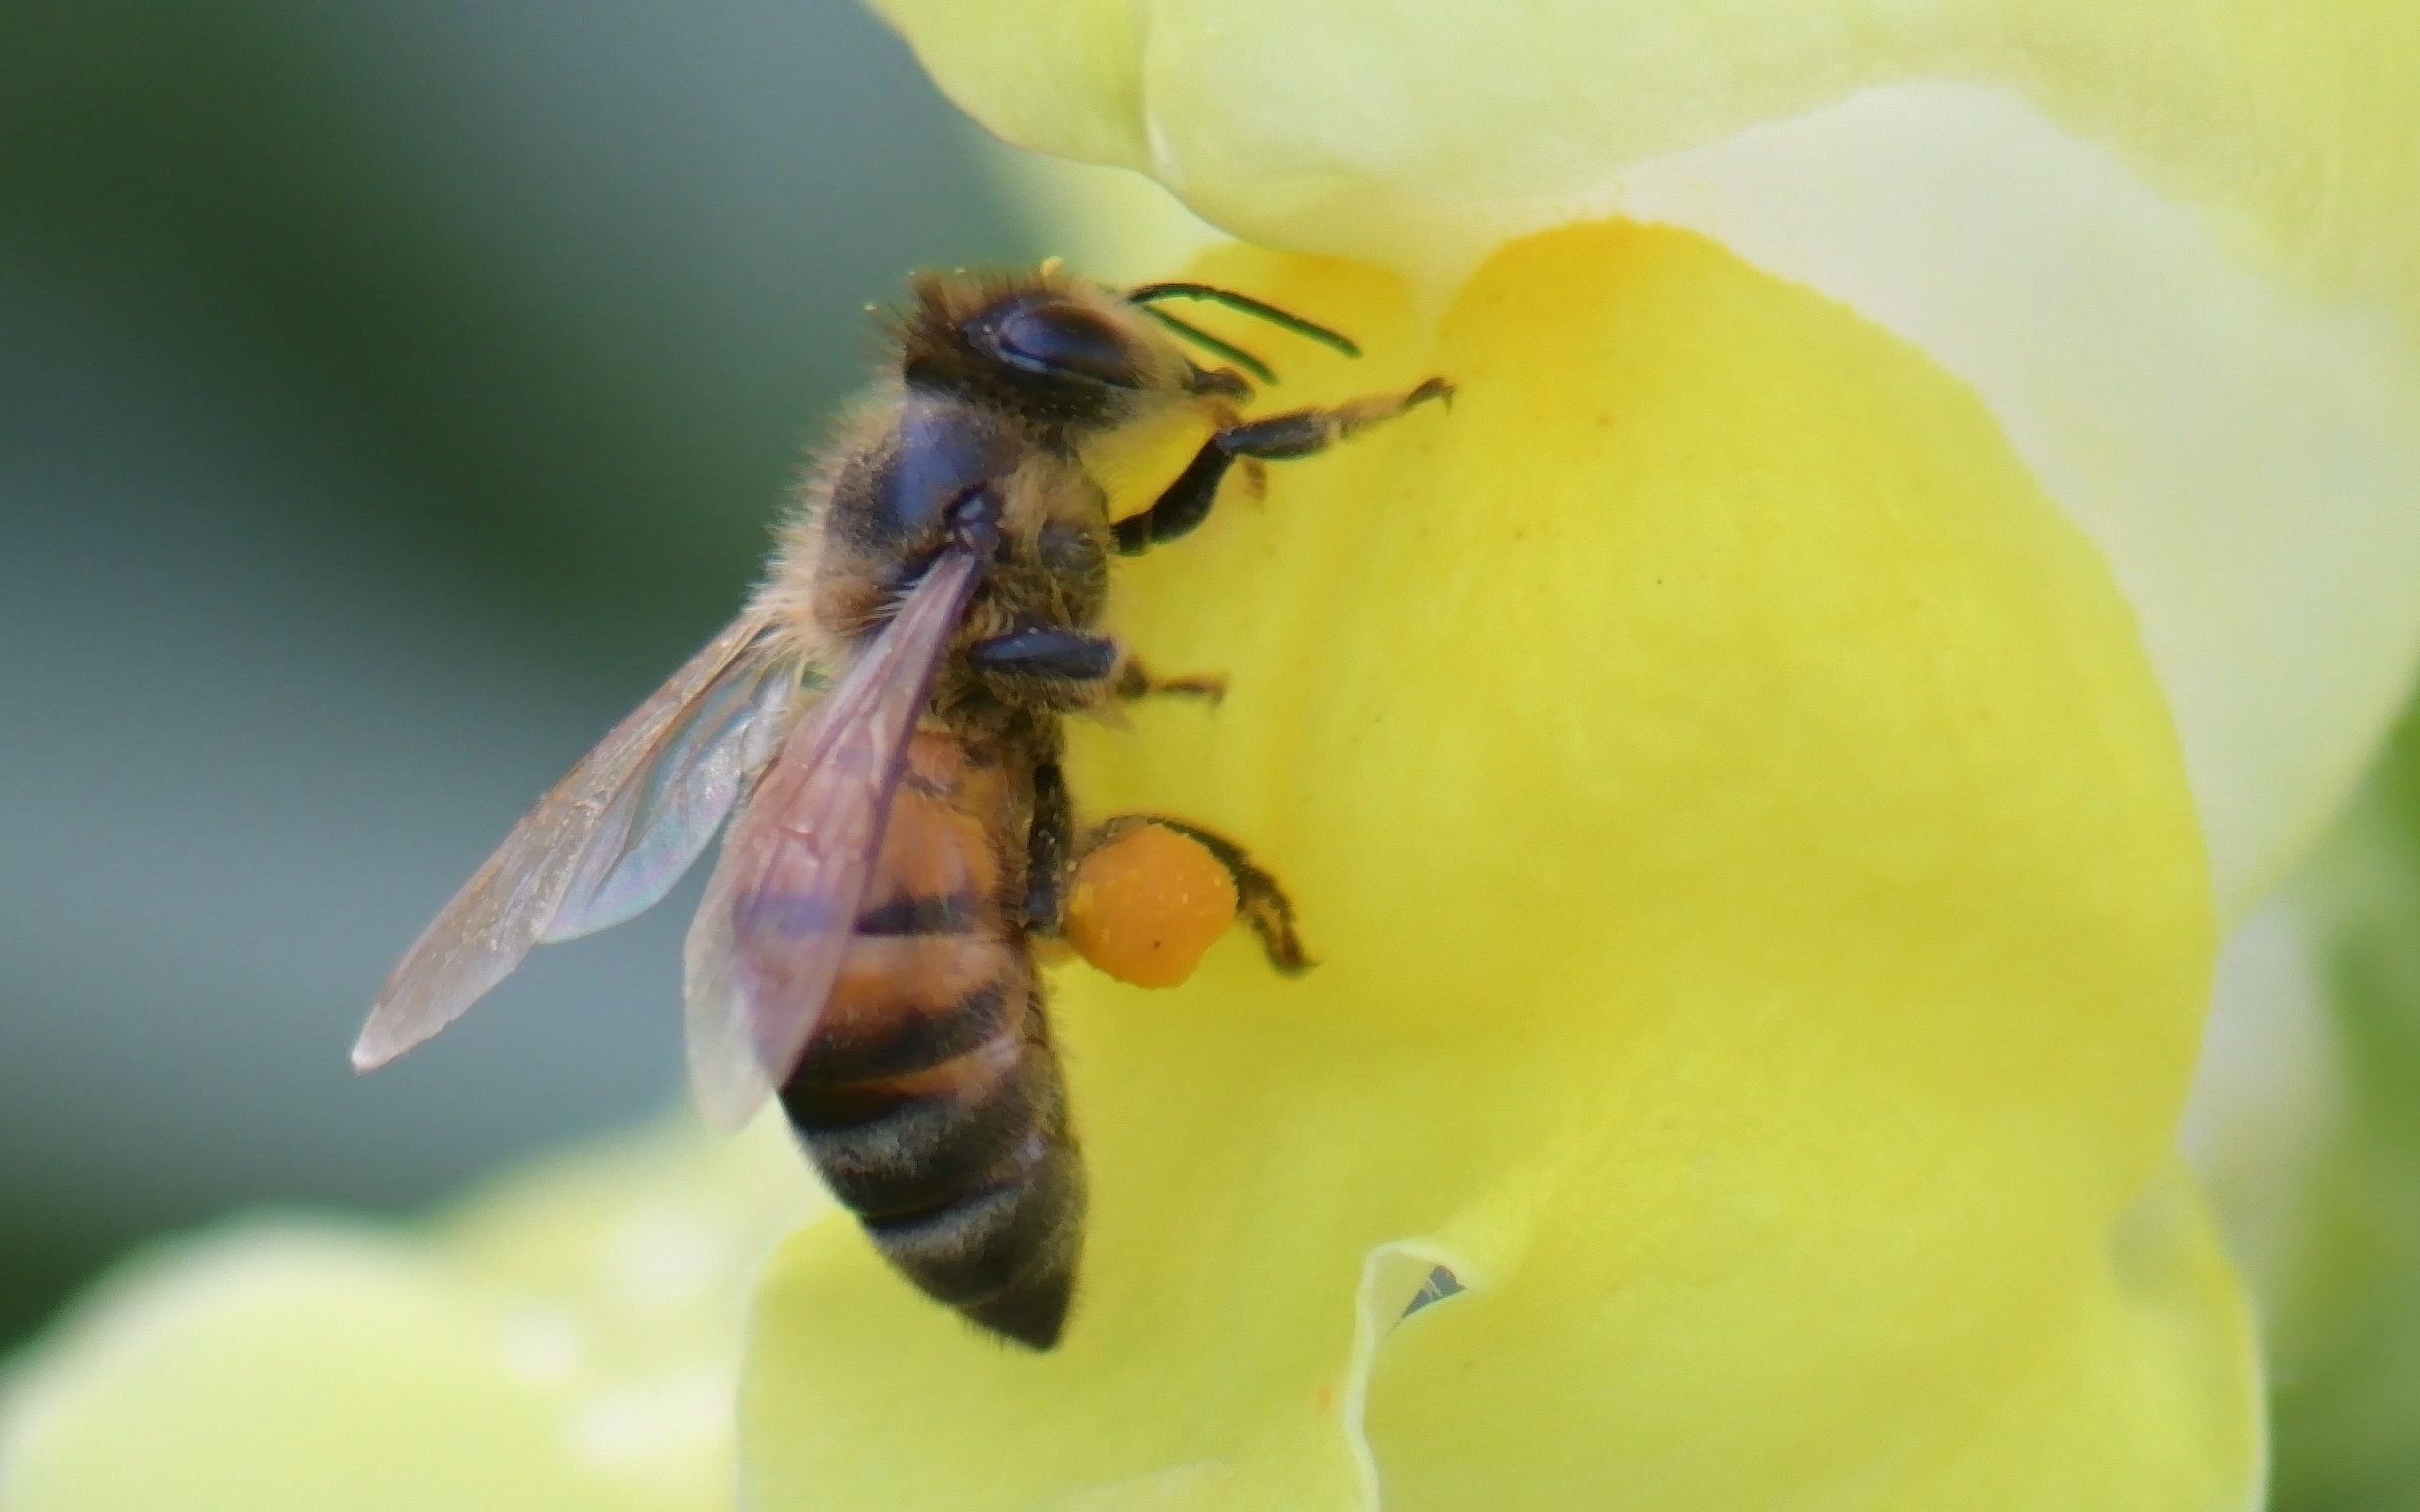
left=1112, top=658, right=1224, bottom=706
left=1112, top=377, right=1453, bottom=555
left=1022, top=758, right=1076, bottom=936
left=970, top=629, right=1223, bottom=708
left=967, top=627, right=1118, bottom=687
left=1015, top=686, right=1228, bottom=940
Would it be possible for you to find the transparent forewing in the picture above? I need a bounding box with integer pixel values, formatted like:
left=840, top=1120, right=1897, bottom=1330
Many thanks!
left=541, top=654, right=802, bottom=942
left=353, top=612, right=785, bottom=1072
left=683, top=550, right=982, bottom=1129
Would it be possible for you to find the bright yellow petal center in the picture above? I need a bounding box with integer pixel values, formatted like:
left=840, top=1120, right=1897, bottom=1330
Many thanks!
left=741, top=223, right=2253, bottom=1509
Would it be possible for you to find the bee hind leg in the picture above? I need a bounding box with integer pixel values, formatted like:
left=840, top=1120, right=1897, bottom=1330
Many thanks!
left=1072, top=815, right=1311, bottom=977
left=1151, top=818, right=1311, bottom=975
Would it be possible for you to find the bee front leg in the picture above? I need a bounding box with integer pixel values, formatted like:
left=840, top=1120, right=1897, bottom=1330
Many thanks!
left=1111, top=377, right=1453, bottom=555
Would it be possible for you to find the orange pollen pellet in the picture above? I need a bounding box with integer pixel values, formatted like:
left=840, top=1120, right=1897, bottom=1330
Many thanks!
left=1064, top=823, right=1240, bottom=988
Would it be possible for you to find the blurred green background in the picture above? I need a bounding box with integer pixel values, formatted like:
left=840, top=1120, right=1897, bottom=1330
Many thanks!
left=2, top=2, right=2416, bottom=1506
left=2272, top=706, right=2420, bottom=1512
left=0, top=0, right=1031, bottom=1346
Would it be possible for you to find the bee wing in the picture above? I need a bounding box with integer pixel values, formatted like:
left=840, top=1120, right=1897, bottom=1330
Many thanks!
left=540, top=650, right=804, bottom=944
left=353, top=612, right=793, bottom=1072
left=682, top=549, right=984, bottom=1130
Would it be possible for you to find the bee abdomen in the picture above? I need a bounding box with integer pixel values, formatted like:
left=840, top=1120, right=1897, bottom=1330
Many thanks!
left=779, top=935, right=1083, bottom=1349
left=865, top=1129, right=1083, bottom=1350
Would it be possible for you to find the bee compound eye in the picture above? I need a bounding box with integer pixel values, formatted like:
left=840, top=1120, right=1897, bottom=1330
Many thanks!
left=980, top=298, right=1145, bottom=388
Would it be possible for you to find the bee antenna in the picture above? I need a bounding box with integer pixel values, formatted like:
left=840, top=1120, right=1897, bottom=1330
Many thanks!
left=1125, top=284, right=1362, bottom=361
left=1136, top=306, right=1280, bottom=386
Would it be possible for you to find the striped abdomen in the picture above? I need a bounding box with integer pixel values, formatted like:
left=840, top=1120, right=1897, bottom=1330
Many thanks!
left=776, top=729, right=1084, bottom=1349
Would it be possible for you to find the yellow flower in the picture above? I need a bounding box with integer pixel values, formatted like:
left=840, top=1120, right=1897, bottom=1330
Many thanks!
left=11, top=6, right=2414, bottom=1510
left=739, top=220, right=2249, bottom=1510
left=731, top=2, right=2419, bottom=1507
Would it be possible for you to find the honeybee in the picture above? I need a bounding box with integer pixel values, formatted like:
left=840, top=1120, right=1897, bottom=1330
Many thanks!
left=353, top=264, right=1448, bottom=1348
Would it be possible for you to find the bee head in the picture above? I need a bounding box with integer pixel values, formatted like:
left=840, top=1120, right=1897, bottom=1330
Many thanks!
left=893, top=270, right=1241, bottom=434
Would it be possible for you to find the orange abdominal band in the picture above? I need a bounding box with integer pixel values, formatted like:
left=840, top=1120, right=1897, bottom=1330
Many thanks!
left=1065, top=823, right=1239, bottom=988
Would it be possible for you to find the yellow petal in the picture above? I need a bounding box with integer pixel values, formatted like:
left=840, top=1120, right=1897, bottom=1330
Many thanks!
left=1608, top=82, right=2420, bottom=919
left=742, top=223, right=2248, bottom=1507
left=1367, top=1163, right=2258, bottom=1509
left=872, top=0, right=2420, bottom=325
